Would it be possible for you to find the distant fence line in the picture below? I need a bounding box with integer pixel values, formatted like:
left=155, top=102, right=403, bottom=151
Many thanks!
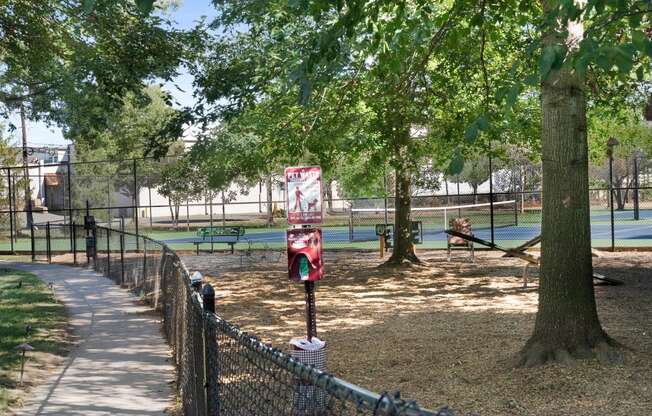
left=29, top=222, right=447, bottom=416
left=1, top=154, right=652, bottom=251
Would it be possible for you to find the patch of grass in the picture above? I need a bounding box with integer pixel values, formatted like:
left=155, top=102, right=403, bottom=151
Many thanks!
left=0, top=268, right=67, bottom=412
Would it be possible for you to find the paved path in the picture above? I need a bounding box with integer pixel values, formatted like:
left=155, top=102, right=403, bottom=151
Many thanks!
left=5, top=262, right=173, bottom=416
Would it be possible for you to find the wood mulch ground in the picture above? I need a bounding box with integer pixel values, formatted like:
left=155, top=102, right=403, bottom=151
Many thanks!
left=181, top=249, right=652, bottom=416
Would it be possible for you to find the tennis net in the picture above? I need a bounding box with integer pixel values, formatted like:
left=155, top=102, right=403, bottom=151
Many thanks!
left=348, top=200, right=518, bottom=242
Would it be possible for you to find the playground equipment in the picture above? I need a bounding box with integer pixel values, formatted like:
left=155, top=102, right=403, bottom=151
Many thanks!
left=445, top=229, right=623, bottom=287
left=447, top=217, right=474, bottom=263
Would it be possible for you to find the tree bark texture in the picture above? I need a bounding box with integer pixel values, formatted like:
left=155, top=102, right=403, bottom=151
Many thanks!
left=385, top=130, right=419, bottom=265
left=519, top=62, right=620, bottom=367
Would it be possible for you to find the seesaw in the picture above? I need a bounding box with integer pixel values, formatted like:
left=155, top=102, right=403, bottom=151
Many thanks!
left=444, top=230, right=623, bottom=287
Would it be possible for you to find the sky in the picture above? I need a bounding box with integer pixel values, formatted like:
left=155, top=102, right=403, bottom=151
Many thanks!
left=5, top=0, right=217, bottom=147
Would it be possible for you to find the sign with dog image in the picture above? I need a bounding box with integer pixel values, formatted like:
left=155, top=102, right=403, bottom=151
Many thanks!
left=285, top=166, right=323, bottom=225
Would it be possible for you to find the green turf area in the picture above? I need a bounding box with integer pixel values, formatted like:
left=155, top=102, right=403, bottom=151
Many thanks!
left=0, top=268, right=67, bottom=412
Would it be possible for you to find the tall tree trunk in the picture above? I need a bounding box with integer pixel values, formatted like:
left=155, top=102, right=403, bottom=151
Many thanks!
left=266, top=175, right=274, bottom=227
left=385, top=128, right=419, bottom=265
left=385, top=166, right=418, bottom=264
left=518, top=9, right=620, bottom=365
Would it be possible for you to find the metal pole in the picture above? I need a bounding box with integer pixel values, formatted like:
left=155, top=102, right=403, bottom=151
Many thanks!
left=488, top=156, right=495, bottom=245
left=209, top=191, right=214, bottom=253
left=72, top=221, right=77, bottom=265
left=120, top=230, right=125, bottom=286
left=66, top=162, right=73, bottom=251
left=609, top=154, right=615, bottom=251
left=107, top=175, right=111, bottom=223
left=148, top=176, right=153, bottom=228
left=633, top=156, right=640, bottom=221
left=20, top=104, right=33, bottom=228
left=30, top=221, right=35, bottom=261
left=12, top=174, right=18, bottom=242
left=7, top=169, right=14, bottom=252
left=304, top=281, right=317, bottom=341
left=107, top=227, right=111, bottom=277
left=221, top=191, right=226, bottom=226
left=383, top=169, right=388, bottom=226
left=133, top=159, right=139, bottom=250
left=456, top=177, right=461, bottom=217
left=46, top=222, right=51, bottom=263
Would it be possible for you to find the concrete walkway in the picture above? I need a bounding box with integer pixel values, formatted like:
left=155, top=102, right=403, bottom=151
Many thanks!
left=5, top=262, right=173, bottom=416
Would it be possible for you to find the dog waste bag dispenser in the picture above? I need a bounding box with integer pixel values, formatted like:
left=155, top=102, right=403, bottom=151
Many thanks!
left=287, top=228, right=324, bottom=282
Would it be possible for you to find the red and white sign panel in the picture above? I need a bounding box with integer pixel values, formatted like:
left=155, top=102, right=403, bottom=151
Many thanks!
left=287, top=228, right=324, bottom=282
left=285, top=166, right=323, bottom=225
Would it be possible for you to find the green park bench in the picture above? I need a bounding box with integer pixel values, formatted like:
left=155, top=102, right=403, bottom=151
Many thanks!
left=194, top=226, right=246, bottom=254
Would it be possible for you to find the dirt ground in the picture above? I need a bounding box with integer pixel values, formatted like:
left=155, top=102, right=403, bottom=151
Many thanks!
left=181, top=249, right=652, bottom=416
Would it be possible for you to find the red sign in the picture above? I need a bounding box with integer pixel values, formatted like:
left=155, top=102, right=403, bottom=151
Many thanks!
left=287, top=228, right=324, bottom=282
left=285, top=166, right=323, bottom=225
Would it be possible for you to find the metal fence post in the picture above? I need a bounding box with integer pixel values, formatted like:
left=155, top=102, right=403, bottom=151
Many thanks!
left=202, top=284, right=219, bottom=416
left=66, top=161, right=74, bottom=251
left=133, top=158, right=140, bottom=250
left=609, top=153, right=615, bottom=252
left=30, top=221, right=35, bottom=262
left=488, top=156, right=495, bottom=246
left=514, top=195, right=519, bottom=227
left=46, top=222, right=51, bottom=264
left=7, top=168, right=14, bottom=252
left=72, top=222, right=77, bottom=265
left=120, top=231, right=125, bottom=286
left=107, top=227, right=111, bottom=277
left=142, top=238, right=147, bottom=282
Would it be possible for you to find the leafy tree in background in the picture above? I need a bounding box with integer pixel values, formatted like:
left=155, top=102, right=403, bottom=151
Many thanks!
left=0, top=1, right=186, bottom=127
left=67, top=86, right=184, bottom=220
left=588, top=103, right=652, bottom=209
left=456, top=155, right=491, bottom=204
left=158, top=150, right=205, bottom=229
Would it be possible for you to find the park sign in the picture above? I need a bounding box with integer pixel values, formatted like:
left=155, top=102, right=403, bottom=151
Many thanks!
left=284, top=166, right=323, bottom=225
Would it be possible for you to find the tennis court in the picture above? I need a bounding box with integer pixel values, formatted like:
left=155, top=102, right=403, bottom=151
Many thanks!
left=156, top=205, right=652, bottom=250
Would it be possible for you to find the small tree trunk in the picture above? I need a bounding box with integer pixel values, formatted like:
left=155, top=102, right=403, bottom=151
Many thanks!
left=472, top=185, right=478, bottom=204
left=168, top=198, right=174, bottom=227
left=518, top=18, right=620, bottom=366
left=325, top=179, right=334, bottom=213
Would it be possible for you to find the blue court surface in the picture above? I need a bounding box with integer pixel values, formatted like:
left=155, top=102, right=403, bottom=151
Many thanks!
left=162, top=217, right=652, bottom=246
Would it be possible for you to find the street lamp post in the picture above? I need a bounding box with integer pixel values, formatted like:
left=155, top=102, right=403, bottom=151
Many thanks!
left=606, top=137, right=619, bottom=252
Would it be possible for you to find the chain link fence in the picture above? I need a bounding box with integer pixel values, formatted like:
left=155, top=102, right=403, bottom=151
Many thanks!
left=2, top=154, right=652, bottom=254
left=30, top=223, right=448, bottom=415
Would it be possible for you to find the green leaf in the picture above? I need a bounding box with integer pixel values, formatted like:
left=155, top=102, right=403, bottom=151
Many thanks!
left=464, top=123, right=479, bottom=143
left=505, top=84, right=521, bottom=109
left=476, top=115, right=489, bottom=131
left=632, top=31, right=647, bottom=52
left=82, top=0, right=97, bottom=13
left=524, top=74, right=539, bottom=86
left=575, top=54, right=590, bottom=79
left=135, top=0, right=155, bottom=14
left=636, top=66, right=644, bottom=81
left=298, top=78, right=312, bottom=106
left=447, top=153, right=465, bottom=175
left=596, top=53, right=612, bottom=71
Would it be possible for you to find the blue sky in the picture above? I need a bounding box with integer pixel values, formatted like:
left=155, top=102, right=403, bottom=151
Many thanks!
left=5, top=0, right=217, bottom=147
